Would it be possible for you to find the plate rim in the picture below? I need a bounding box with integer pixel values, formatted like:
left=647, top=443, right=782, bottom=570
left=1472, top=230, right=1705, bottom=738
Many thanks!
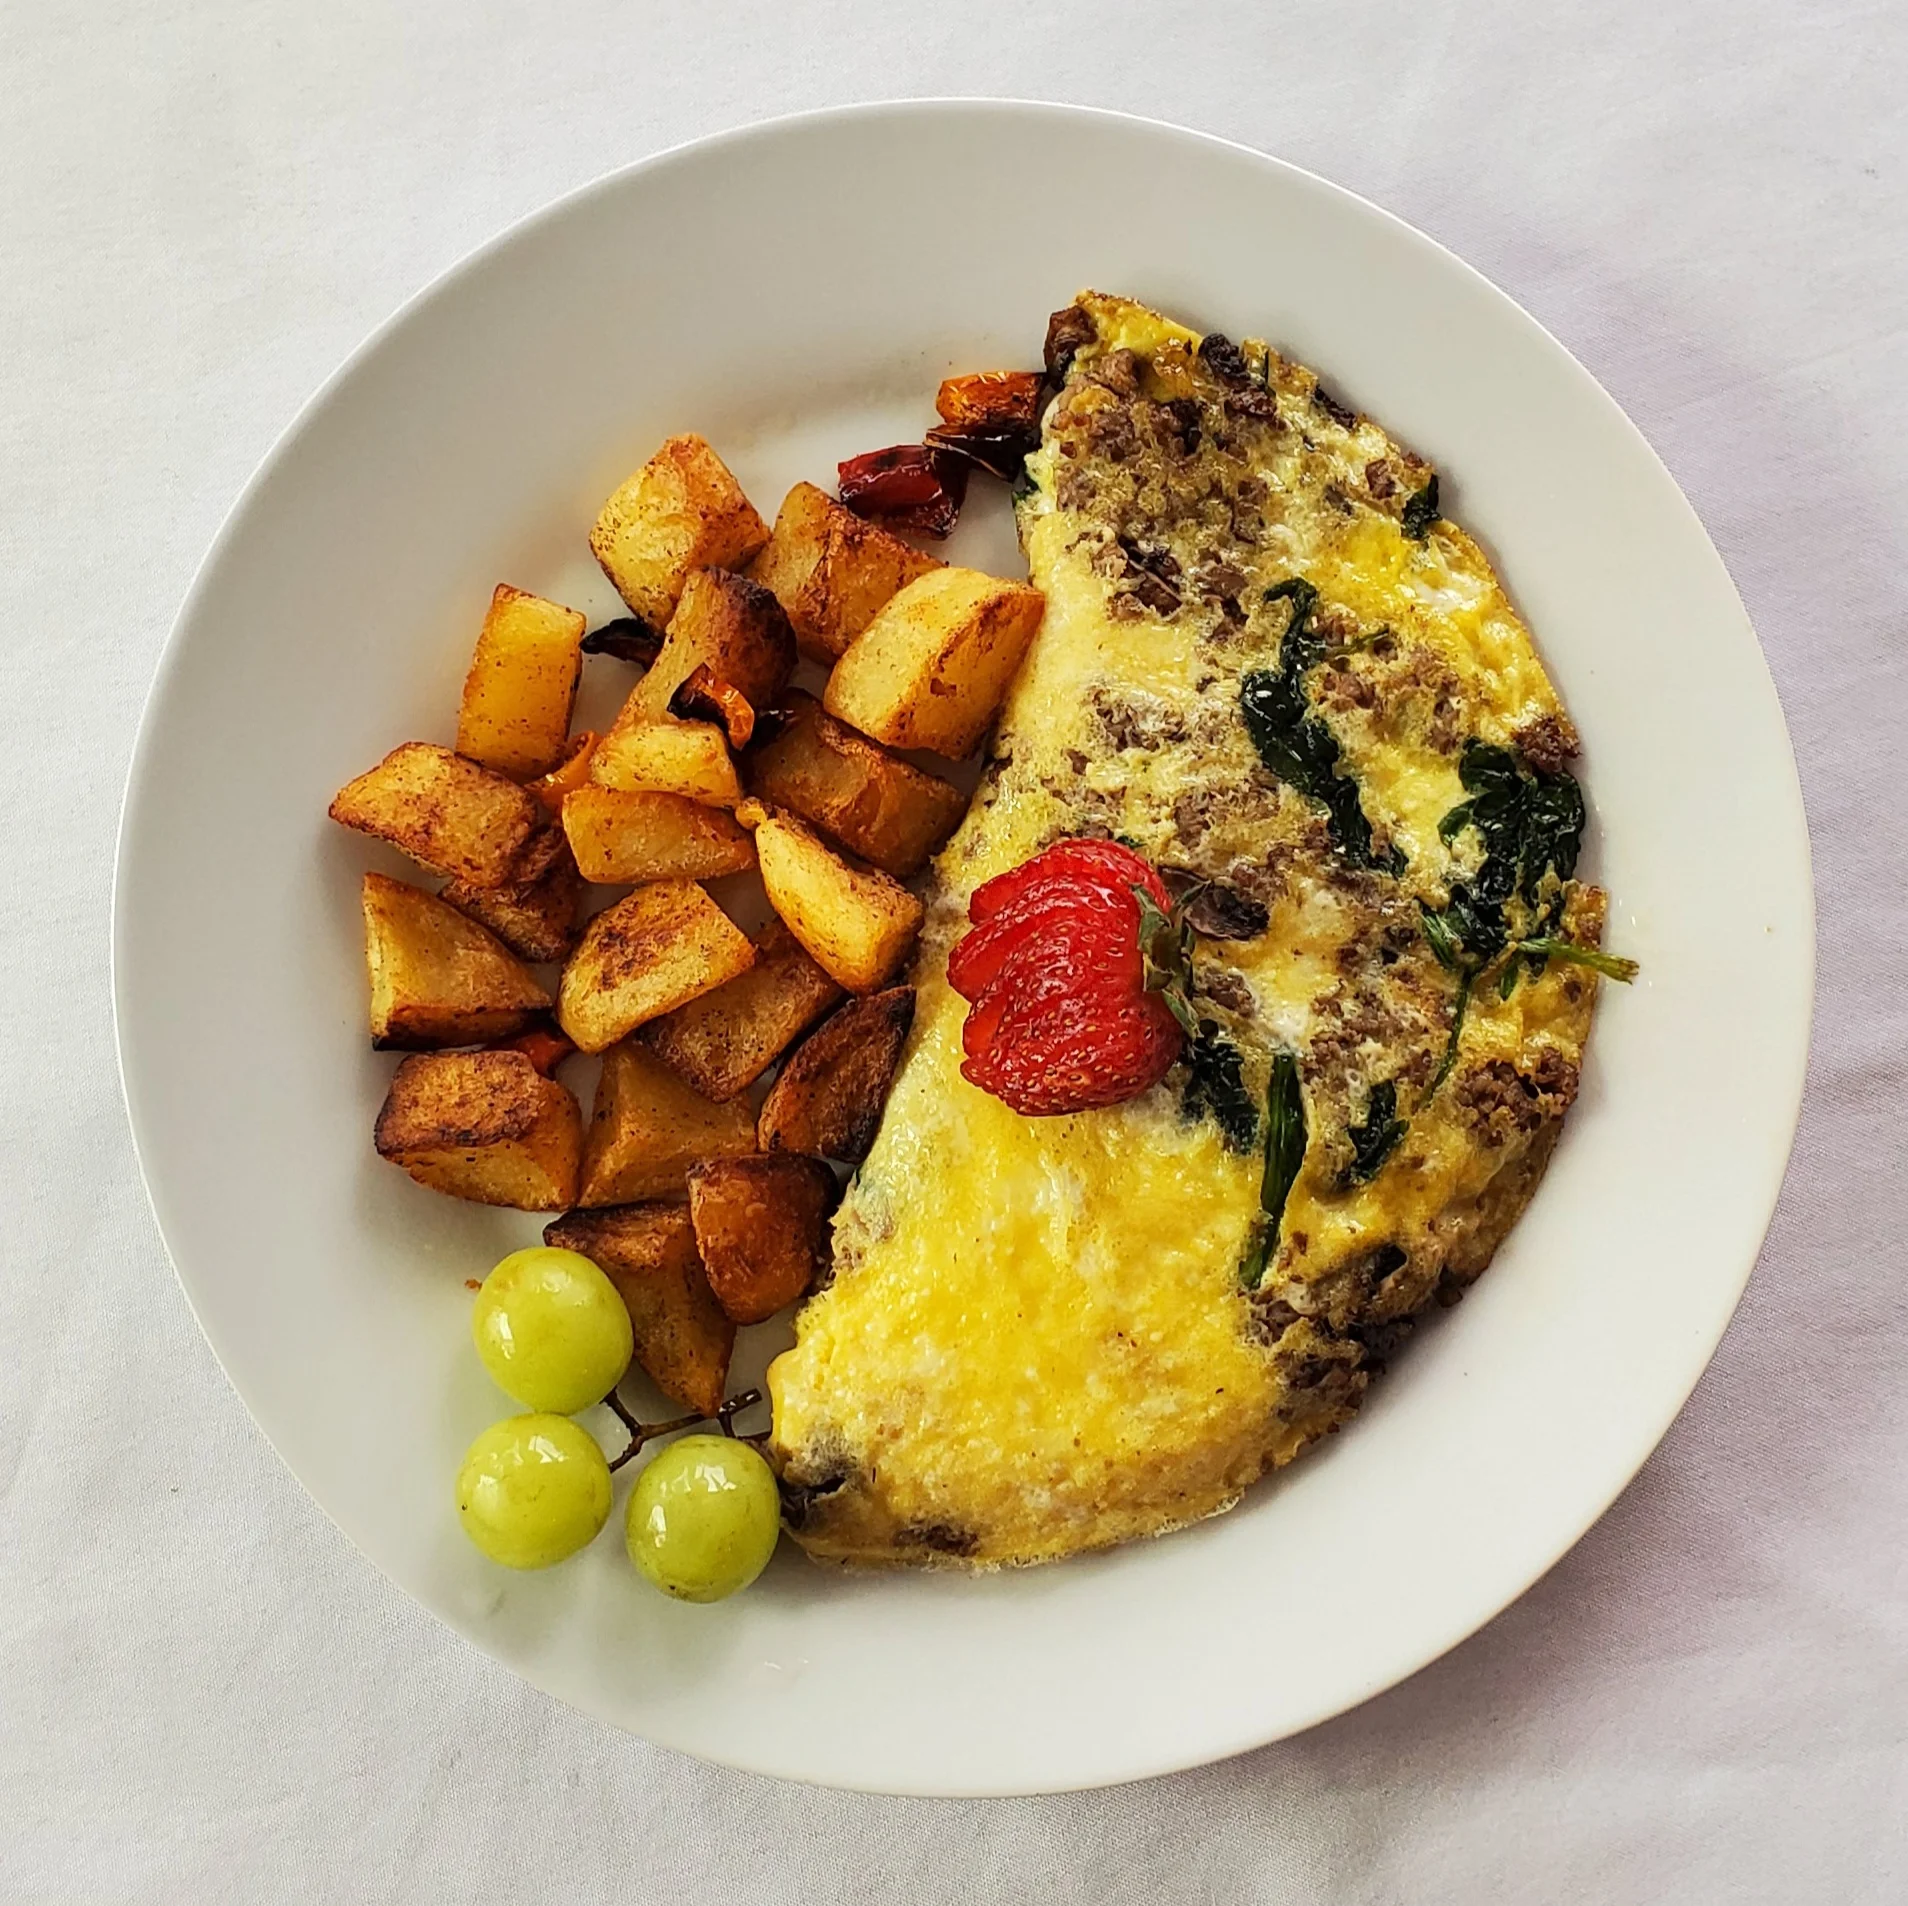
left=111, top=96, right=1816, bottom=1794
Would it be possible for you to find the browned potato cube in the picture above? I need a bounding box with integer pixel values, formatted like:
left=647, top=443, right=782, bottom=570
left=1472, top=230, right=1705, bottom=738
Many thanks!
left=589, top=434, right=768, bottom=627
left=589, top=703, right=742, bottom=806
left=454, top=584, right=587, bottom=780
left=329, top=742, right=549, bottom=886
left=578, top=1039, right=757, bottom=1206
left=544, top=1204, right=732, bottom=1416
left=757, top=987, right=915, bottom=1163
left=753, top=813, right=923, bottom=993
left=360, top=872, right=551, bottom=1048
left=748, top=481, right=943, bottom=662
left=526, top=730, right=599, bottom=814
left=745, top=690, right=966, bottom=877
left=686, top=1155, right=838, bottom=1326
left=560, top=786, right=755, bottom=885
left=374, top=1050, right=581, bottom=1209
left=557, top=881, right=755, bottom=1053
left=640, top=918, right=843, bottom=1101
left=440, top=847, right=585, bottom=964
left=823, top=568, right=1044, bottom=757
left=625, top=569, right=796, bottom=722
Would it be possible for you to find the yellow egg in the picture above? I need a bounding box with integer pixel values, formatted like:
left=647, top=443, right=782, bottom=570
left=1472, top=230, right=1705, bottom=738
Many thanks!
left=771, top=292, right=1611, bottom=1568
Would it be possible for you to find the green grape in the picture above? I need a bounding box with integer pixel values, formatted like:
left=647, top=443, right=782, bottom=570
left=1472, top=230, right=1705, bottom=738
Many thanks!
left=625, top=1435, right=781, bottom=1603
left=472, top=1246, right=633, bottom=1414
left=456, top=1414, right=611, bottom=1569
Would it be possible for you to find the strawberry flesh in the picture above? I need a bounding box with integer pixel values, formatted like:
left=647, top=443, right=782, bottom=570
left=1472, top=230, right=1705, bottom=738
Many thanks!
left=949, top=839, right=1184, bottom=1116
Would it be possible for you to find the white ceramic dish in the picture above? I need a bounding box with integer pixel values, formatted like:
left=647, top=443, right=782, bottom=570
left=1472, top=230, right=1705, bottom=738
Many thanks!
left=113, top=101, right=1812, bottom=1795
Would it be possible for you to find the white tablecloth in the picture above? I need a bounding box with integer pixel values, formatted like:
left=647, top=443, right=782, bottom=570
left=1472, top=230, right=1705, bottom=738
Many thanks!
left=6, top=1, right=1903, bottom=1897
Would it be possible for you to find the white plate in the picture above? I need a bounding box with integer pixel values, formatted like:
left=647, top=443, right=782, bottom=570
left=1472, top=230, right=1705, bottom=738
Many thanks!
left=113, top=101, right=1812, bottom=1795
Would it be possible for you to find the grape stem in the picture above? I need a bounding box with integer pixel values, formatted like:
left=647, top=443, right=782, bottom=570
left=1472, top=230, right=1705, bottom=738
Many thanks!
left=604, top=1386, right=767, bottom=1471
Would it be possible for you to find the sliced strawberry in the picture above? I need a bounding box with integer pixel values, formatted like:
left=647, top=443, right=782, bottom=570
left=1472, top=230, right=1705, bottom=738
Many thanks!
left=947, top=880, right=1130, bottom=1000
left=968, top=839, right=1171, bottom=925
left=950, top=838, right=1186, bottom=1118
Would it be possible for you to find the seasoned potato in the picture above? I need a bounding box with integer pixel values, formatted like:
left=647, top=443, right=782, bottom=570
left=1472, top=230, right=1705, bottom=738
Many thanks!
left=329, top=742, right=549, bottom=886
left=557, top=880, right=755, bottom=1053
left=757, top=987, right=915, bottom=1163
left=440, top=847, right=584, bottom=964
left=560, top=786, right=755, bottom=885
left=454, top=584, right=587, bottom=780
left=748, top=481, right=943, bottom=663
left=578, top=1040, right=757, bottom=1205
left=626, top=568, right=796, bottom=722
left=822, top=568, right=1044, bottom=757
left=589, top=434, right=768, bottom=628
left=360, top=872, right=551, bottom=1049
left=753, top=813, right=923, bottom=994
left=526, top=730, right=599, bottom=814
left=590, top=703, right=742, bottom=806
left=374, top=1050, right=581, bottom=1209
left=640, top=918, right=842, bottom=1101
left=544, top=1204, right=732, bottom=1416
left=745, top=690, right=965, bottom=877
left=686, top=1155, right=837, bottom=1326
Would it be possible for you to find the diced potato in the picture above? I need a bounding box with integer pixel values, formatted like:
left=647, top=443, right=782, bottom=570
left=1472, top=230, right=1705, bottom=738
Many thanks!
left=440, top=847, right=585, bottom=964
left=360, top=872, right=551, bottom=1049
left=560, top=786, right=755, bottom=885
left=748, top=480, right=943, bottom=662
left=526, top=730, right=600, bottom=815
left=557, top=880, right=755, bottom=1053
left=374, top=1050, right=581, bottom=1209
left=329, top=742, right=549, bottom=886
left=746, top=690, right=966, bottom=877
left=757, top=987, right=915, bottom=1164
left=454, top=584, right=587, bottom=780
left=544, top=1204, right=733, bottom=1416
left=626, top=569, right=796, bottom=722
left=640, top=918, right=843, bottom=1101
left=686, top=1155, right=837, bottom=1326
left=753, top=813, right=923, bottom=993
left=822, top=568, right=1045, bottom=757
left=590, top=702, right=742, bottom=806
left=578, top=1040, right=757, bottom=1205
left=510, top=823, right=568, bottom=884
left=589, top=434, right=768, bottom=628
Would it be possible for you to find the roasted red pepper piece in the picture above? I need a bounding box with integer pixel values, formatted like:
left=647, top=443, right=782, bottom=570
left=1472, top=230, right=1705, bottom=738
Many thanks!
left=935, top=371, right=1046, bottom=431
left=488, top=1024, right=576, bottom=1078
left=836, top=444, right=969, bottom=539
left=927, top=371, right=1047, bottom=480
left=948, top=839, right=1184, bottom=1117
left=669, top=663, right=755, bottom=749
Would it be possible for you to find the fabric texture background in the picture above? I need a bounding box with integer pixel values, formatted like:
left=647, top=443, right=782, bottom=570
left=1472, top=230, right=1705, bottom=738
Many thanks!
left=4, top=1, right=1903, bottom=1898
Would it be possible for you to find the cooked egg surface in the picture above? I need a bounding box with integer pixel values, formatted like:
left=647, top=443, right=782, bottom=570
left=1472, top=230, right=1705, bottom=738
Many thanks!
left=771, top=293, right=1605, bottom=1567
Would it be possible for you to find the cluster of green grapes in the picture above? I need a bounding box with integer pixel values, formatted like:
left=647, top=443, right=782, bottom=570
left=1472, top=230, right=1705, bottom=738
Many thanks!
left=456, top=1247, right=780, bottom=1602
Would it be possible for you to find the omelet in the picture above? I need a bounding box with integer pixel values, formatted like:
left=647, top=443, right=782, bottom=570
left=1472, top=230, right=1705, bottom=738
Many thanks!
left=769, top=292, right=1614, bottom=1568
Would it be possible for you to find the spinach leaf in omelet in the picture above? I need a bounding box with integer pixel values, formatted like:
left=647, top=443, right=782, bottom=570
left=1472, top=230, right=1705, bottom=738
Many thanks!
left=1336, top=1080, right=1408, bottom=1189
left=1240, top=580, right=1405, bottom=876
left=1181, top=1023, right=1258, bottom=1154
left=1240, top=1052, right=1306, bottom=1292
